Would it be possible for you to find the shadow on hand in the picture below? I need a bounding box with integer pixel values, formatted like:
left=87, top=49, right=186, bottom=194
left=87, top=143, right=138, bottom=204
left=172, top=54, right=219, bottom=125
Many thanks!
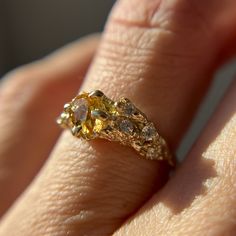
left=159, top=154, right=217, bottom=214
left=158, top=82, right=236, bottom=214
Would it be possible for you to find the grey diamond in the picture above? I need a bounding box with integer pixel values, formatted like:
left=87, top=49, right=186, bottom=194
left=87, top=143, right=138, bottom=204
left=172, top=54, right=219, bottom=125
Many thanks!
left=142, top=125, right=156, bottom=141
left=124, top=103, right=135, bottom=115
left=119, top=119, right=134, bottom=134
left=147, top=147, right=156, bottom=158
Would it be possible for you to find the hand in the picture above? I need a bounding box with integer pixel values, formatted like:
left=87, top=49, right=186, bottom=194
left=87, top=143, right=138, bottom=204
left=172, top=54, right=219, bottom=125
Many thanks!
left=0, top=0, right=236, bottom=235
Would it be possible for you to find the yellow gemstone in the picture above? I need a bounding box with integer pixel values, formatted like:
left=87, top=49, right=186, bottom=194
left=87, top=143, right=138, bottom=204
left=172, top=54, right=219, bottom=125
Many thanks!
left=93, top=119, right=104, bottom=133
left=81, top=124, right=90, bottom=135
left=69, top=92, right=113, bottom=139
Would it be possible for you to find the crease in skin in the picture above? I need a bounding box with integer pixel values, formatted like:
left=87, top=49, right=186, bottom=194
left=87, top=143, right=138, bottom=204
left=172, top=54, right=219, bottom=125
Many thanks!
left=64, top=210, right=96, bottom=224
left=111, top=0, right=216, bottom=47
left=151, top=0, right=213, bottom=35
left=110, top=0, right=162, bottom=29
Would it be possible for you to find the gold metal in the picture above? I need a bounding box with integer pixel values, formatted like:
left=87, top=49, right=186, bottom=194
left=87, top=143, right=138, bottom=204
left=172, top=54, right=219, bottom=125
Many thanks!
left=57, top=90, right=174, bottom=166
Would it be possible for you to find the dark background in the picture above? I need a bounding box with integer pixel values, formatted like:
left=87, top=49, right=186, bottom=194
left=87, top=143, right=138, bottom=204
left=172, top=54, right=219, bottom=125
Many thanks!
left=0, top=0, right=115, bottom=76
left=0, top=0, right=235, bottom=159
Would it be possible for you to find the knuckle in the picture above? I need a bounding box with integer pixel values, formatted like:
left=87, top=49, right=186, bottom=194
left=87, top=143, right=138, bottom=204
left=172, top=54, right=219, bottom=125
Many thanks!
left=87, top=21, right=195, bottom=100
left=0, top=63, right=43, bottom=109
left=110, top=0, right=161, bottom=28
left=1, top=66, right=33, bottom=103
left=87, top=0, right=212, bottom=97
left=111, top=0, right=213, bottom=34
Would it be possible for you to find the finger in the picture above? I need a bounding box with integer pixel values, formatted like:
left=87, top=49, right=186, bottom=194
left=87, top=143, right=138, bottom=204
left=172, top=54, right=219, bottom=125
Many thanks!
left=0, top=0, right=234, bottom=235
left=114, top=78, right=236, bottom=236
left=0, top=35, right=99, bottom=217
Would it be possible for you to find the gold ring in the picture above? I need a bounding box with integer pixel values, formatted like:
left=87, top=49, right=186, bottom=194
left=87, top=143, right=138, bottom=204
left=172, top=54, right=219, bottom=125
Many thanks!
left=57, top=90, right=174, bottom=166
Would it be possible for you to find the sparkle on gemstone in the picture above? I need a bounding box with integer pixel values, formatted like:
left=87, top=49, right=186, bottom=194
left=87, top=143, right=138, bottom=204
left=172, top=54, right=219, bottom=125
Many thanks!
left=73, top=98, right=88, bottom=122
left=93, top=119, right=104, bottom=133
left=119, top=119, right=134, bottom=134
left=142, top=124, right=156, bottom=141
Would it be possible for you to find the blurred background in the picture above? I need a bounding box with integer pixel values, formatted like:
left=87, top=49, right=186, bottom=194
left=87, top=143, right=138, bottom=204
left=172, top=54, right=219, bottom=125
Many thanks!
left=0, top=0, right=115, bottom=76
left=0, top=0, right=235, bottom=159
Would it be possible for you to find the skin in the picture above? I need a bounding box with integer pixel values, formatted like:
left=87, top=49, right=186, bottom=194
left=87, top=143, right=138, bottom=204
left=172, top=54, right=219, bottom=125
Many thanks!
left=0, top=0, right=235, bottom=235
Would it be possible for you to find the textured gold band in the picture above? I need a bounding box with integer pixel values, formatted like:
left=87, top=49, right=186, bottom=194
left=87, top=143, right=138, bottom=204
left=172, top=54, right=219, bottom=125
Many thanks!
left=57, top=90, right=174, bottom=166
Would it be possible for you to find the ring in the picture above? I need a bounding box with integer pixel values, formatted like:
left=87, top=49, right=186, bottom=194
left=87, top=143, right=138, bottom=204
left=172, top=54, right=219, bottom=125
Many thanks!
left=57, top=90, right=174, bottom=166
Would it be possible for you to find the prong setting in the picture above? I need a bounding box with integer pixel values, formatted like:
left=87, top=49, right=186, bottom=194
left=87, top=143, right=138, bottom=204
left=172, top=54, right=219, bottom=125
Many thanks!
left=64, top=103, right=71, bottom=110
left=91, top=109, right=109, bottom=120
left=71, top=125, right=82, bottom=136
left=89, top=90, right=104, bottom=97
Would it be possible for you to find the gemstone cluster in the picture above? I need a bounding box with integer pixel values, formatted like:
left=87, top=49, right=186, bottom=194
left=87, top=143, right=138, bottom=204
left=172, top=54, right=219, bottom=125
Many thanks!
left=57, top=90, right=173, bottom=165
